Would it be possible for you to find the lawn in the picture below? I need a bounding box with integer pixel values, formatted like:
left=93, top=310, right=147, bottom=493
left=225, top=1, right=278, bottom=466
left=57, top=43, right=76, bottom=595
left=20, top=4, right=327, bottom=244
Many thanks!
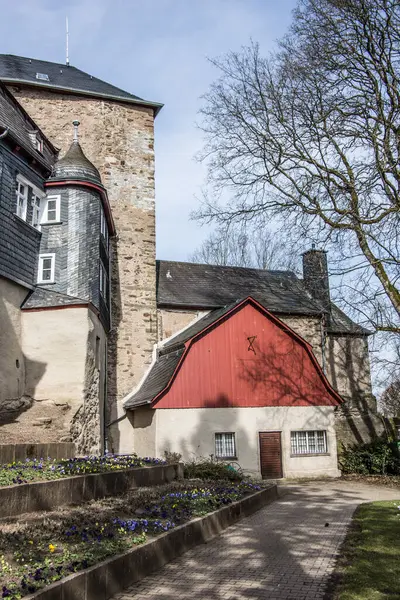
left=331, top=500, right=400, bottom=600
left=0, top=454, right=166, bottom=487
left=0, top=479, right=261, bottom=598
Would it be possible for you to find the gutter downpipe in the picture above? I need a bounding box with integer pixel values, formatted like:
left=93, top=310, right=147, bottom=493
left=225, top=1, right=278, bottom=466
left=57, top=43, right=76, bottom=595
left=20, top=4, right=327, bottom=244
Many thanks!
left=0, top=127, right=9, bottom=139
left=320, top=314, right=327, bottom=374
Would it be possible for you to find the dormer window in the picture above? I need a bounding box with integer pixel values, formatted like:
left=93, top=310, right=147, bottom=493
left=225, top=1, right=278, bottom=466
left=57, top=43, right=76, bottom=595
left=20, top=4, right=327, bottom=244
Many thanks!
left=28, top=131, right=43, bottom=153
left=35, top=135, right=43, bottom=153
left=36, top=73, right=49, bottom=81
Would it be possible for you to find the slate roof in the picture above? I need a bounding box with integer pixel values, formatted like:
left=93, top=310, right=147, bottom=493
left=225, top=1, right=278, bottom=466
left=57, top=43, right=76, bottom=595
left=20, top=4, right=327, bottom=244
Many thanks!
left=50, top=140, right=102, bottom=186
left=21, top=287, right=88, bottom=310
left=124, top=349, right=185, bottom=409
left=157, top=260, right=324, bottom=315
left=329, top=304, right=371, bottom=336
left=156, top=260, right=369, bottom=336
left=0, top=55, right=163, bottom=115
left=0, top=82, right=56, bottom=170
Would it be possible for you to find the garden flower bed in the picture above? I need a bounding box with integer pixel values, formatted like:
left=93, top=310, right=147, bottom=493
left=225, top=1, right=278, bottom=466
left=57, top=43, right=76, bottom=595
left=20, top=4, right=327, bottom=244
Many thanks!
left=0, top=455, right=165, bottom=487
left=0, top=480, right=269, bottom=599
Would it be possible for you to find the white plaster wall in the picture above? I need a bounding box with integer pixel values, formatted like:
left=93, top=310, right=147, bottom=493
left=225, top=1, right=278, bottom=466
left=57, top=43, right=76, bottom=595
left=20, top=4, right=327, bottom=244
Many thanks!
left=0, top=277, right=28, bottom=401
left=22, top=307, right=89, bottom=408
left=131, top=405, right=157, bottom=458
left=153, top=406, right=340, bottom=478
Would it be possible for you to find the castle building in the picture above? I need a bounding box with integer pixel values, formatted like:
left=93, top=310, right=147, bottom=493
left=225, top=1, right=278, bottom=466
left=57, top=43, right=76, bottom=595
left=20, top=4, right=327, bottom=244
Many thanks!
left=0, top=55, right=385, bottom=476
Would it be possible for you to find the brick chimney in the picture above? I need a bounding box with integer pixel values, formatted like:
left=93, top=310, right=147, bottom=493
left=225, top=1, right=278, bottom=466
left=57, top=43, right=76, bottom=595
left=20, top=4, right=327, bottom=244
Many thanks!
left=302, top=246, right=331, bottom=312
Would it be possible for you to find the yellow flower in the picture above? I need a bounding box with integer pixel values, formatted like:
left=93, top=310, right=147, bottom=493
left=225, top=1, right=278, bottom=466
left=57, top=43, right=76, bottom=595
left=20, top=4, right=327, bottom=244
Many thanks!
left=28, top=540, right=34, bottom=545
left=49, top=544, right=56, bottom=553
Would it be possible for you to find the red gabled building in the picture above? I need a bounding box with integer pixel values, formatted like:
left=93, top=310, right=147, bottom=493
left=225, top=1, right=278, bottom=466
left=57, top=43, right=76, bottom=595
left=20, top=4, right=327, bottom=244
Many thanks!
left=125, top=296, right=343, bottom=479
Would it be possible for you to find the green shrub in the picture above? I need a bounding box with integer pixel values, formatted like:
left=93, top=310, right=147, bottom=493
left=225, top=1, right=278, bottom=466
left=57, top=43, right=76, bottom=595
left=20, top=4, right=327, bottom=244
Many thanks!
left=183, top=457, right=242, bottom=481
left=339, top=440, right=400, bottom=475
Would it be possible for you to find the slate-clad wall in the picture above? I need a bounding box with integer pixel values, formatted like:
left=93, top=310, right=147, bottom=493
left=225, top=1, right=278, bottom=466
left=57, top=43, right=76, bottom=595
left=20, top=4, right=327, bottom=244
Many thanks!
left=0, top=143, right=43, bottom=288
left=39, top=185, right=109, bottom=325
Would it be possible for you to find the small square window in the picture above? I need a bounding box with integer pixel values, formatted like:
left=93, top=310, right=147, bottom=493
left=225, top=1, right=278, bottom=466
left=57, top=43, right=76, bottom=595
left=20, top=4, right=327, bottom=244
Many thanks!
left=38, top=254, right=55, bottom=284
left=215, top=433, right=236, bottom=459
left=41, top=195, right=61, bottom=224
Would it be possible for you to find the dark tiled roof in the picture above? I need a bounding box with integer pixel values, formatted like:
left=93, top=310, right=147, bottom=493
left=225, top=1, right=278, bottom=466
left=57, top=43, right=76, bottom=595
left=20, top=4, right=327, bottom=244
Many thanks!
left=21, top=287, right=88, bottom=309
left=157, top=260, right=325, bottom=315
left=156, top=260, right=370, bottom=336
left=0, top=55, right=163, bottom=115
left=50, top=140, right=102, bottom=185
left=0, top=82, right=56, bottom=170
left=124, top=349, right=184, bottom=409
left=329, top=304, right=371, bottom=336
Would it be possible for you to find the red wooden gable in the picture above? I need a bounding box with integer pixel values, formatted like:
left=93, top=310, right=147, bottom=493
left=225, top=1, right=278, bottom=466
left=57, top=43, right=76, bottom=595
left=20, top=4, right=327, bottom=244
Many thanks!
left=154, top=298, right=342, bottom=409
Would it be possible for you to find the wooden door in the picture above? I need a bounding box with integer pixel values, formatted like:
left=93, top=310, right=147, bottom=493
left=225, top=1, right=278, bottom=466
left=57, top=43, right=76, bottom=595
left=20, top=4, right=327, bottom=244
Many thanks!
left=259, top=432, right=283, bottom=479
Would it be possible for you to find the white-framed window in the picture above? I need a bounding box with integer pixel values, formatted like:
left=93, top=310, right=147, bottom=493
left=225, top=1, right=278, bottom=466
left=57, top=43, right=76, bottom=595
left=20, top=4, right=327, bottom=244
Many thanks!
left=291, top=431, right=327, bottom=455
left=215, top=432, right=236, bottom=459
left=31, top=194, right=42, bottom=229
left=100, top=207, right=109, bottom=249
left=15, top=180, right=28, bottom=220
left=41, top=195, right=61, bottom=224
left=35, top=135, right=43, bottom=153
left=38, top=254, right=55, bottom=284
left=99, top=261, right=108, bottom=299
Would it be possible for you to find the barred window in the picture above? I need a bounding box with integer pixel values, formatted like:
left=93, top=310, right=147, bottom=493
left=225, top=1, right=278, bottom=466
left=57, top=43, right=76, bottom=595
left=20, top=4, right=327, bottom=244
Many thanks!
left=291, top=431, right=327, bottom=455
left=215, top=433, right=236, bottom=459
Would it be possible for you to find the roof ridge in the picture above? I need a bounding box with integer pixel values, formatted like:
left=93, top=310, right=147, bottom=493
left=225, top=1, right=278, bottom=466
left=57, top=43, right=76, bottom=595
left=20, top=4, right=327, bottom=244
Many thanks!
left=157, top=258, right=295, bottom=276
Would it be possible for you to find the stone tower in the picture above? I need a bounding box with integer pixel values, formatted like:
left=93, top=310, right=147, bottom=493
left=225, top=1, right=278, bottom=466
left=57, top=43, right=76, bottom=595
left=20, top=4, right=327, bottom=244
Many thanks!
left=21, top=124, right=115, bottom=454
left=0, top=55, right=162, bottom=452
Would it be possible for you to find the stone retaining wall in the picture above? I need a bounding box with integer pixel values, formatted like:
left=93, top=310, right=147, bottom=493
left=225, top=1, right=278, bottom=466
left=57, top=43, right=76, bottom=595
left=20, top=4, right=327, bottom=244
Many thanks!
left=0, top=463, right=183, bottom=518
left=0, top=442, right=75, bottom=464
left=27, top=485, right=277, bottom=600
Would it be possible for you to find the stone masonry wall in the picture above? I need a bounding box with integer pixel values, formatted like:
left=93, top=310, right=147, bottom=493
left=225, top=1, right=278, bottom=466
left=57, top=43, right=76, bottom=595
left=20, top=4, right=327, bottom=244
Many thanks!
left=9, top=87, right=158, bottom=453
left=279, top=315, right=324, bottom=366
left=158, top=309, right=201, bottom=342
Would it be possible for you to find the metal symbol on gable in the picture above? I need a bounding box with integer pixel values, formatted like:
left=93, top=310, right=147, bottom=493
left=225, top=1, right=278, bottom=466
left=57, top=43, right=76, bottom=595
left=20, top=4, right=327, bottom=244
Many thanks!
left=247, top=336, right=257, bottom=354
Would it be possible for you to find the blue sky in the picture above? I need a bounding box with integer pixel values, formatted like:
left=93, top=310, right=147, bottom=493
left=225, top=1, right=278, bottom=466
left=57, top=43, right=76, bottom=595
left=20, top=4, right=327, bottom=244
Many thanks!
left=0, top=0, right=298, bottom=260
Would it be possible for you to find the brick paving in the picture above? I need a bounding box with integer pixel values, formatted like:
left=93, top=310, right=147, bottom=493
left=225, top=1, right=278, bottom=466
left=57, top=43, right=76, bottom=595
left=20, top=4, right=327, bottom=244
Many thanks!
left=112, top=481, right=400, bottom=600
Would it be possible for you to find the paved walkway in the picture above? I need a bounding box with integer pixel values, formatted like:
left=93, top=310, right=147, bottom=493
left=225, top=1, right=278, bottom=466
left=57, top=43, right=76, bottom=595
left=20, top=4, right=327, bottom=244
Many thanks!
left=112, top=481, right=400, bottom=600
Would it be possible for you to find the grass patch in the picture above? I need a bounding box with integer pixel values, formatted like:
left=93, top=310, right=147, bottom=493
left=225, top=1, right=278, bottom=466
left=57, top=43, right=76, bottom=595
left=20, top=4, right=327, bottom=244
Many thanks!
left=330, top=500, right=400, bottom=600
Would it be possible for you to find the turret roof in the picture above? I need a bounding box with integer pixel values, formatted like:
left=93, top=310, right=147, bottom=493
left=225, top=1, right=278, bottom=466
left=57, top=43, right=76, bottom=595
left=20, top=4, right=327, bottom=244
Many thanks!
left=50, top=138, right=102, bottom=185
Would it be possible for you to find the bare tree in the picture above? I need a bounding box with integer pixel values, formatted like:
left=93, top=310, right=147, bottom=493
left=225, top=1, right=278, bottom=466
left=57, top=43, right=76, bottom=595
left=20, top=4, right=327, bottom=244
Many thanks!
left=196, top=0, right=400, bottom=337
left=190, top=223, right=299, bottom=271
left=380, top=379, right=400, bottom=417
